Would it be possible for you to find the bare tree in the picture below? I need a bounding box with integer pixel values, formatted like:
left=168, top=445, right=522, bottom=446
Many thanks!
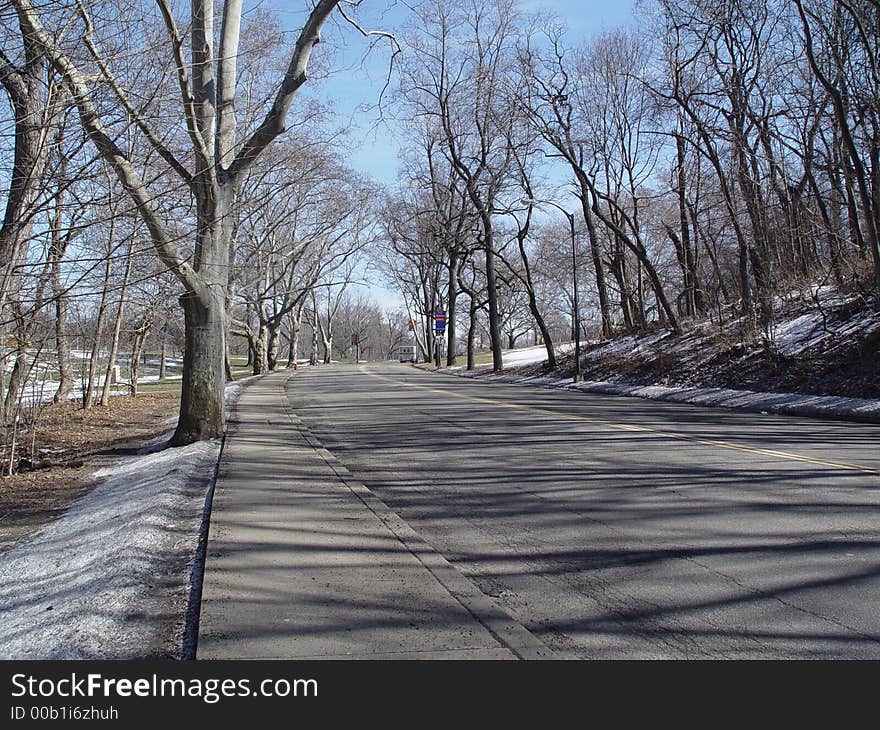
left=15, top=0, right=394, bottom=444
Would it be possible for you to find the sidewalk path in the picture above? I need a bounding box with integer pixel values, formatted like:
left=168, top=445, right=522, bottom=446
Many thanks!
left=197, top=370, right=549, bottom=659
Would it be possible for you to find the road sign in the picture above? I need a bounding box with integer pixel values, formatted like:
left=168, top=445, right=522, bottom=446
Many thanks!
left=351, top=334, right=358, bottom=345
left=407, top=320, right=415, bottom=331
left=434, top=309, right=446, bottom=333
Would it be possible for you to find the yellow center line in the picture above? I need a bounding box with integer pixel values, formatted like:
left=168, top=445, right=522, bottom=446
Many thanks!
left=359, top=366, right=880, bottom=476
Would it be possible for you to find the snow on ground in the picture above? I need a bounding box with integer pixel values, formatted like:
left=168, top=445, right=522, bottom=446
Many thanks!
left=770, top=306, right=880, bottom=357
left=771, top=312, right=828, bottom=356
left=446, top=297, right=880, bottom=423
left=549, top=289, right=880, bottom=370
left=458, top=368, right=880, bottom=422
left=581, top=330, right=672, bottom=361
left=15, top=373, right=184, bottom=407
left=0, top=440, right=218, bottom=659
left=0, top=377, right=255, bottom=659
left=500, top=342, right=574, bottom=368
left=452, top=342, right=574, bottom=370
left=5, top=346, right=185, bottom=403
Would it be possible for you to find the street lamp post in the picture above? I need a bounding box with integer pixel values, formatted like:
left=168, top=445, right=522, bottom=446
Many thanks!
left=565, top=210, right=582, bottom=383
left=523, top=198, right=582, bottom=382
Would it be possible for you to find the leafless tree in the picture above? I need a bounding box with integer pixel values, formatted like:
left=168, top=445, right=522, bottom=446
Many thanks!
left=15, top=0, right=395, bottom=444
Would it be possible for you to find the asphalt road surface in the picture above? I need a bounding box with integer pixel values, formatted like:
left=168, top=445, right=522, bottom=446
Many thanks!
left=286, top=362, right=880, bottom=659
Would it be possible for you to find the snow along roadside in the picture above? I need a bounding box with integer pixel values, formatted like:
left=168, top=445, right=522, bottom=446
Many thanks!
left=0, top=377, right=257, bottom=659
left=436, top=368, right=880, bottom=424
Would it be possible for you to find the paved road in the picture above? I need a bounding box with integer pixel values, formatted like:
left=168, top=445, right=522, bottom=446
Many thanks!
left=286, top=362, right=880, bottom=659
left=198, top=373, right=549, bottom=659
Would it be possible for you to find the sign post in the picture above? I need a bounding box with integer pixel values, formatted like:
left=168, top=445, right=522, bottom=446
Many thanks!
left=433, top=310, right=446, bottom=367
left=351, top=333, right=359, bottom=363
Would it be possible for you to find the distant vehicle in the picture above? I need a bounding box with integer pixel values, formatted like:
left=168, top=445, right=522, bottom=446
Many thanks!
left=398, top=345, right=416, bottom=363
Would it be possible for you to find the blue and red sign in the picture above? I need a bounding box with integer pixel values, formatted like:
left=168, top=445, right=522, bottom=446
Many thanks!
left=434, top=309, right=446, bottom=333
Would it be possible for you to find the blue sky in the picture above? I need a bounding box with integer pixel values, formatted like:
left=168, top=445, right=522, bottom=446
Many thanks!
left=302, top=0, right=637, bottom=185
left=264, top=0, right=636, bottom=310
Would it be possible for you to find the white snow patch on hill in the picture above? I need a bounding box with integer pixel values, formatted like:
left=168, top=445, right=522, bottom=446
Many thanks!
left=0, top=439, right=218, bottom=659
left=447, top=293, right=880, bottom=423
left=494, top=342, right=574, bottom=368
left=0, top=376, right=254, bottom=659
left=770, top=307, right=880, bottom=357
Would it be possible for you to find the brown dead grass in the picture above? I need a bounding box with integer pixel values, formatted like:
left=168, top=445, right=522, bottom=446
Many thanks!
left=0, top=392, right=180, bottom=551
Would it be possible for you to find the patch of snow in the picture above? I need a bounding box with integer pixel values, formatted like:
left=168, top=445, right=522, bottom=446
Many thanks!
left=501, top=342, right=574, bottom=367
left=464, top=342, right=575, bottom=369
left=0, top=438, right=218, bottom=659
left=0, top=378, right=253, bottom=659
left=450, top=289, right=880, bottom=421
left=452, top=368, right=880, bottom=423
left=770, top=312, right=827, bottom=356
left=770, top=306, right=880, bottom=357
left=584, top=330, right=670, bottom=361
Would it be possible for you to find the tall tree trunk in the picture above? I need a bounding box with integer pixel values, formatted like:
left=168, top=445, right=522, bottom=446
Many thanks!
left=172, top=289, right=226, bottom=444
left=513, top=218, right=557, bottom=368
left=267, top=321, right=280, bottom=370
left=169, top=170, right=233, bottom=443
left=84, top=237, right=114, bottom=410
left=129, top=327, right=148, bottom=398
left=576, top=183, right=612, bottom=339
left=48, top=157, right=74, bottom=404
left=466, top=293, right=477, bottom=371
left=483, top=224, right=503, bottom=371
left=159, top=334, right=167, bottom=381
left=100, top=238, right=133, bottom=406
left=288, top=306, right=302, bottom=367
left=309, top=318, right=319, bottom=366
left=0, top=39, right=59, bottom=423
left=3, top=311, right=27, bottom=425
left=675, top=134, right=698, bottom=316
left=734, top=137, right=773, bottom=335
left=319, top=295, right=334, bottom=364
left=635, top=259, right=646, bottom=328
left=526, top=289, right=555, bottom=368
left=446, top=257, right=458, bottom=366
left=0, top=41, right=53, bottom=315
left=252, top=321, right=269, bottom=375
left=609, top=247, right=635, bottom=333
left=53, top=284, right=72, bottom=404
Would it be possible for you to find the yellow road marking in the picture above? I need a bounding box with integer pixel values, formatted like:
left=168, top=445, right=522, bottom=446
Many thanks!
left=359, top=366, right=880, bottom=476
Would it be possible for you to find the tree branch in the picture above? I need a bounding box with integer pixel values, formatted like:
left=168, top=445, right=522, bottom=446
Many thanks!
left=336, top=2, right=401, bottom=105
left=228, top=0, right=339, bottom=179
left=14, top=0, right=205, bottom=298
left=216, top=0, right=243, bottom=169
left=154, top=0, right=213, bottom=178
left=75, top=0, right=193, bottom=185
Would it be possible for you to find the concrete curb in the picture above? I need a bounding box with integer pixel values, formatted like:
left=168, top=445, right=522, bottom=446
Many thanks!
left=419, top=365, right=880, bottom=425
left=280, top=373, right=553, bottom=660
